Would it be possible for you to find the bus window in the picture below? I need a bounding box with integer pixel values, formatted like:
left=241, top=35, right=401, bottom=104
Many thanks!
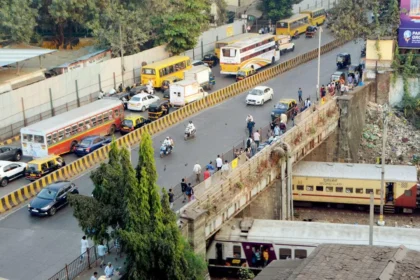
left=65, top=127, right=71, bottom=138
left=356, top=188, right=363, bottom=194
left=58, top=130, right=64, bottom=141
left=316, top=186, right=323, bottom=191
left=297, top=185, right=304, bottom=191
left=142, top=68, right=155, bottom=75
left=46, top=135, right=52, bottom=146
left=114, top=109, right=119, bottom=117
left=345, top=188, right=353, bottom=193
left=186, top=59, right=191, bottom=66
left=306, top=185, right=313, bottom=191
left=52, top=132, right=57, bottom=143
left=97, top=114, right=103, bottom=125
left=85, top=119, right=91, bottom=129
left=108, top=110, right=113, bottom=120
left=103, top=112, right=109, bottom=122
left=23, top=134, right=33, bottom=142
left=326, top=186, right=333, bottom=192
left=223, top=48, right=236, bottom=57
left=71, top=125, right=78, bottom=135
left=91, top=117, right=97, bottom=126
left=34, top=135, right=44, bottom=144
left=336, top=187, right=343, bottom=192
left=169, top=65, right=174, bottom=74
left=119, top=107, right=123, bottom=115
left=366, top=189, right=374, bottom=194
left=78, top=122, right=84, bottom=132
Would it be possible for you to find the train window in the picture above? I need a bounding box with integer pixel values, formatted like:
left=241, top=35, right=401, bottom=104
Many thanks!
left=233, top=245, right=241, bottom=258
left=376, top=189, right=381, bottom=195
left=297, top=185, right=304, bottom=191
left=326, top=186, right=333, bottom=192
left=356, top=188, right=363, bottom=194
left=316, top=186, right=323, bottom=191
left=336, top=187, right=343, bottom=192
left=306, top=185, right=313, bottom=191
left=295, top=249, right=307, bottom=259
left=366, top=189, right=374, bottom=194
left=345, top=188, right=353, bottom=193
left=279, top=248, right=292, bottom=259
left=404, top=190, right=412, bottom=196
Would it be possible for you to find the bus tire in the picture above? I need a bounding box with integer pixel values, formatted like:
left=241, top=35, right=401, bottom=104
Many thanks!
left=70, top=141, right=78, bottom=152
left=109, top=124, right=116, bottom=135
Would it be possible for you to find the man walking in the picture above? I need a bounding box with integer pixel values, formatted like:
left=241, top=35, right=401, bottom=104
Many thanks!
left=104, top=262, right=114, bottom=278
left=193, top=162, right=202, bottom=183
left=168, top=188, right=174, bottom=209
left=298, top=88, right=303, bottom=102
left=247, top=120, right=255, bottom=137
left=97, top=242, right=107, bottom=268
left=80, top=236, right=89, bottom=261
left=180, top=178, right=188, bottom=203
left=90, top=272, right=98, bottom=280
left=253, top=130, right=261, bottom=147
left=216, top=155, right=223, bottom=171
left=221, top=160, right=230, bottom=175
left=206, top=161, right=215, bottom=174
left=204, top=168, right=211, bottom=180
left=246, top=136, right=253, bottom=149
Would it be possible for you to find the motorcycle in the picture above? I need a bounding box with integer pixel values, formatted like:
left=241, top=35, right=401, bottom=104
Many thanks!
left=184, top=127, right=196, bottom=140
left=160, top=144, right=172, bottom=158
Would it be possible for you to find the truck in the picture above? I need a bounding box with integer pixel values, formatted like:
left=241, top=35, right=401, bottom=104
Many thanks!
left=275, top=35, right=295, bottom=55
left=183, top=65, right=215, bottom=90
left=169, top=80, right=208, bottom=107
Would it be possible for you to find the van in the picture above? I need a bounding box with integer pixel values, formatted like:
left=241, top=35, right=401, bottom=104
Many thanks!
left=25, top=155, right=65, bottom=181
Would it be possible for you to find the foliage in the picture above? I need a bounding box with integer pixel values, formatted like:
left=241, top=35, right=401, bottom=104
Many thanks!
left=238, top=267, right=255, bottom=280
left=213, top=0, right=228, bottom=26
left=0, top=0, right=37, bottom=43
left=153, top=0, right=210, bottom=55
left=259, top=0, right=299, bottom=23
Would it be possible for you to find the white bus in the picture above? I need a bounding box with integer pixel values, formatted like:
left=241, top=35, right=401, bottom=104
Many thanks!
left=219, top=34, right=280, bottom=75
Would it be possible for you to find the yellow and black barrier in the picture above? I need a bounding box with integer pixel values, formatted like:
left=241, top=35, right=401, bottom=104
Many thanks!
left=0, top=135, right=21, bottom=146
left=0, top=38, right=347, bottom=214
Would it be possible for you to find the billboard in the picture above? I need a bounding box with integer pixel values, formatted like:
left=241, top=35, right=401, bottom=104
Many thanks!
left=399, top=0, right=420, bottom=48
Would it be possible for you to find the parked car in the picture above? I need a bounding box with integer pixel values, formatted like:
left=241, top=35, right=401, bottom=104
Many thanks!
left=0, top=160, right=27, bottom=187
left=127, top=93, right=160, bottom=112
left=0, top=146, right=23, bottom=161
left=73, top=135, right=111, bottom=156
left=28, top=181, right=79, bottom=216
left=245, top=86, right=274, bottom=105
left=271, top=99, right=297, bottom=121
left=25, top=155, right=65, bottom=181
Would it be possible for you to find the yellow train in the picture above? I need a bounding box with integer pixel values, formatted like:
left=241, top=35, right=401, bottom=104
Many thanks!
left=292, top=161, right=419, bottom=213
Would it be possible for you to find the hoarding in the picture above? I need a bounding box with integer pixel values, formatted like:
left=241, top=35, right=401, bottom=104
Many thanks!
left=399, top=0, right=420, bottom=48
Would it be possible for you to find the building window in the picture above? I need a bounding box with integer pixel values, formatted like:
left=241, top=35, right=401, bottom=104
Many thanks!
left=279, top=248, right=292, bottom=259
left=295, top=249, right=307, bottom=259
left=297, top=185, right=304, bottom=191
left=336, top=187, right=343, bottom=193
left=306, top=185, right=313, bottom=191
left=316, top=186, right=324, bottom=192
left=326, top=186, right=333, bottom=192
left=233, top=245, right=241, bottom=258
left=356, top=188, right=363, bottom=194
left=404, top=190, right=412, bottom=197
left=345, top=188, right=353, bottom=193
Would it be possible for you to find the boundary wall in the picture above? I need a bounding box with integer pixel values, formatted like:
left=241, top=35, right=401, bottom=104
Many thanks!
left=0, top=38, right=347, bottom=214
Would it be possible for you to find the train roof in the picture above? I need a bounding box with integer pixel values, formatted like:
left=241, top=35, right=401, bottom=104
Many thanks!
left=214, top=219, right=420, bottom=251
left=293, top=161, right=418, bottom=182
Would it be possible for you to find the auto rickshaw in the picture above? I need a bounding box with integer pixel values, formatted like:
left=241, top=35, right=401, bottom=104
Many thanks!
left=120, top=116, right=150, bottom=135
left=148, top=101, right=171, bottom=120
left=162, top=76, right=182, bottom=91
left=305, top=26, right=317, bottom=38
left=236, top=67, right=256, bottom=82
left=25, top=155, right=65, bottom=181
left=202, top=54, right=219, bottom=68
left=336, top=53, right=351, bottom=69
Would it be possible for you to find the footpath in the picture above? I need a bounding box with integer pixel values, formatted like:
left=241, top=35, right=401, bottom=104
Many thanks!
left=76, top=250, right=126, bottom=280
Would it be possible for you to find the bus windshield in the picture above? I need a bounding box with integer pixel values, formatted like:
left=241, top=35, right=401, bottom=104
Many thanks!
left=222, top=48, right=236, bottom=57
left=277, top=22, right=288, bottom=28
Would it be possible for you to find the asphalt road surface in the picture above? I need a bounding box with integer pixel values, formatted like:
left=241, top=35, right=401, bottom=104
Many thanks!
left=0, top=31, right=337, bottom=198
left=0, top=37, right=363, bottom=280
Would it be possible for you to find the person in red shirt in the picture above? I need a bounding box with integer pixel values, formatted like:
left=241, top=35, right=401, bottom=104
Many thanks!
left=203, top=167, right=211, bottom=180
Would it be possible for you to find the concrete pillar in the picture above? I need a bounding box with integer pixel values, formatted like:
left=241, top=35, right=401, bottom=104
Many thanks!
left=184, top=209, right=207, bottom=256
left=280, top=158, right=287, bottom=220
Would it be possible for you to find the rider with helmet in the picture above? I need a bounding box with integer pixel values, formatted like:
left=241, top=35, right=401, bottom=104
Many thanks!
left=163, top=137, right=172, bottom=153
left=186, top=121, right=196, bottom=137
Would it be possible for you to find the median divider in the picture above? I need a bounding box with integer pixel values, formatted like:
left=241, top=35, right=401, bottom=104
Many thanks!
left=0, top=38, right=347, bottom=214
left=0, top=135, right=21, bottom=146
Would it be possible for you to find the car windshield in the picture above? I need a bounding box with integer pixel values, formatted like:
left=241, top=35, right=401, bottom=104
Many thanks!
left=122, top=120, right=134, bottom=127
left=337, top=56, right=344, bottom=62
left=238, top=71, right=246, bottom=77
left=131, top=97, right=141, bottom=102
left=80, top=139, right=92, bottom=147
left=37, top=188, right=57, bottom=200
left=249, top=89, right=263, bottom=96
left=275, top=103, right=288, bottom=109
left=27, top=164, right=39, bottom=172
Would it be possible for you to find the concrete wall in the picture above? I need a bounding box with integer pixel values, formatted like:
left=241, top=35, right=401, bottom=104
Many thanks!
left=389, top=76, right=420, bottom=106
left=303, top=128, right=339, bottom=162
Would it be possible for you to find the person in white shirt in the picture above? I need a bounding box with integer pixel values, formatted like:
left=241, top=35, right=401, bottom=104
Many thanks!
left=90, top=272, right=98, bottom=280
left=108, top=88, right=116, bottom=96
left=104, top=262, right=114, bottom=278
left=162, top=137, right=172, bottom=153
left=216, top=155, right=223, bottom=171
left=186, top=121, right=196, bottom=137
left=98, top=90, right=104, bottom=100
left=80, top=236, right=89, bottom=261
left=307, top=98, right=311, bottom=107
left=253, top=130, right=261, bottom=146
left=246, top=115, right=254, bottom=123
left=193, top=162, right=202, bottom=183
left=221, top=160, right=230, bottom=175
left=97, top=242, right=107, bottom=268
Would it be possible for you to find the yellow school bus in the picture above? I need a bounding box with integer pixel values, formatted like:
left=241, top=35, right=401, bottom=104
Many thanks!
left=141, top=56, right=192, bottom=88
left=215, top=33, right=260, bottom=59
left=276, top=14, right=310, bottom=36
left=300, top=8, right=326, bottom=26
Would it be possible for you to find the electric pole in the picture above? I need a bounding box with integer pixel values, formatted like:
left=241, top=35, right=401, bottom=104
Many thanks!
left=119, top=23, right=125, bottom=89
left=378, top=104, right=389, bottom=226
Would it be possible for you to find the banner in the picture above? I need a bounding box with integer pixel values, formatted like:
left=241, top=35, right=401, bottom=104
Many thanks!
left=399, top=0, right=420, bottom=48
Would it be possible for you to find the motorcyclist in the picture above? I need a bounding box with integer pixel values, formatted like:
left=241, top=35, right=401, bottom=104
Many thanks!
left=186, top=121, right=196, bottom=137
left=163, top=137, right=172, bottom=153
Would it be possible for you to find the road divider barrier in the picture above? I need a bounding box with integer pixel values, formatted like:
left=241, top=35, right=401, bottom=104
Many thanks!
left=0, top=38, right=347, bottom=214
left=0, top=135, right=21, bottom=146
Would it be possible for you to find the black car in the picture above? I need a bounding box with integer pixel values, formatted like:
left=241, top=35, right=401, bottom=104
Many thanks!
left=28, top=181, right=79, bottom=216
left=0, top=146, right=23, bottom=161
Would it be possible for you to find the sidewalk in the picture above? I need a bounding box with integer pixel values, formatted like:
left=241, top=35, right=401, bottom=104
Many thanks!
left=76, top=249, right=126, bottom=280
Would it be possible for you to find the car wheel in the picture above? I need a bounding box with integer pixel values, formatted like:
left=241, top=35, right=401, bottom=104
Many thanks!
left=141, top=106, right=146, bottom=112
left=48, top=207, right=57, bottom=216
left=0, top=178, right=8, bottom=187
left=14, top=152, right=22, bottom=161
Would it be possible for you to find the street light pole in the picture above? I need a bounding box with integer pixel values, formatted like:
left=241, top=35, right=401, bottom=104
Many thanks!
left=316, top=27, right=322, bottom=101
left=119, top=23, right=125, bottom=89
left=378, top=104, right=388, bottom=226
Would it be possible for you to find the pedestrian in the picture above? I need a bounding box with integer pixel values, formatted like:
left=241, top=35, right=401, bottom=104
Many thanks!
left=206, top=161, right=216, bottom=174
left=298, top=88, right=303, bottom=102
left=348, top=74, right=353, bottom=85
left=104, top=262, right=114, bottom=278
left=245, top=147, right=252, bottom=159
left=251, top=140, right=257, bottom=156
left=204, top=167, right=211, bottom=180
left=321, top=85, right=326, bottom=98
left=80, top=236, right=89, bottom=261
left=246, top=136, right=253, bottom=149
left=247, top=120, right=255, bottom=137
left=168, top=188, right=174, bottom=209
left=97, top=241, right=107, bottom=268
left=114, top=238, right=121, bottom=257
left=280, top=122, right=287, bottom=134
left=193, top=162, right=202, bottom=183
left=307, top=97, right=311, bottom=107
left=180, top=178, right=188, bottom=203
left=263, top=248, right=269, bottom=267
left=274, top=125, right=280, bottom=136
left=253, top=130, right=260, bottom=147
left=216, top=155, right=223, bottom=171
left=355, top=72, right=359, bottom=85
left=240, top=148, right=244, bottom=154
left=234, top=149, right=240, bottom=158
left=340, top=83, right=345, bottom=95
left=255, top=248, right=262, bottom=267
left=185, top=183, right=193, bottom=202
left=90, top=272, right=98, bottom=280
left=221, top=160, right=230, bottom=175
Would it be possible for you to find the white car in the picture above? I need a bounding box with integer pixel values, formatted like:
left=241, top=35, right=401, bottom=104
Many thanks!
left=245, top=86, right=274, bottom=105
left=0, top=160, right=27, bottom=187
left=127, top=93, right=160, bottom=112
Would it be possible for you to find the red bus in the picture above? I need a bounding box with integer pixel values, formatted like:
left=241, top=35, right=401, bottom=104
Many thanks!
left=20, top=98, right=124, bottom=158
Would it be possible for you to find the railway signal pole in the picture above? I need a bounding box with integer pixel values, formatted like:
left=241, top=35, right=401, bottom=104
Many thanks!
left=378, top=104, right=389, bottom=226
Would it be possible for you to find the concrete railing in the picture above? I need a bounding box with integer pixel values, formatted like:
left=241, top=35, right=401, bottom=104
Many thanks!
left=0, top=39, right=347, bottom=214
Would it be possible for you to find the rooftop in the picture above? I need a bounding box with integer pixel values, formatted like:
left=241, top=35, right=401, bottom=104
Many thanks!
left=0, top=48, right=56, bottom=67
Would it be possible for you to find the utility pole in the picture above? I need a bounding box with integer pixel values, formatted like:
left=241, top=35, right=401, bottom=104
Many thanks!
left=369, top=192, right=374, bottom=245
left=119, top=23, right=125, bottom=89
left=316, top=27, right=323, bottom=101
left=378, top=104, right=389, bottom=226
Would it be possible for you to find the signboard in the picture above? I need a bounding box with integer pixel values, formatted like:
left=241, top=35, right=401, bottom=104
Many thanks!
left=226, top=26, right=234, bottom=37
left=231, top=158, right=238, bottom=169
left=399, top=0, right=420, bottom=48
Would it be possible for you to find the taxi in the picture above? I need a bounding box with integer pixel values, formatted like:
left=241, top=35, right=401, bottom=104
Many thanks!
left=236, top=67, right=256, bottom=82
left=120, top=116, right=150, bottom=135
left=25, top=155, right=65, bottom=181
left=271, top=98, right=297, bottom=121
left=162, top=76, right=182, bottom=91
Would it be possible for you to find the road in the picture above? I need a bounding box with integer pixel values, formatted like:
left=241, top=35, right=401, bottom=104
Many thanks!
left=0, top=31, right=337, bottom=198
left=0, top=36, right=363, bottom=280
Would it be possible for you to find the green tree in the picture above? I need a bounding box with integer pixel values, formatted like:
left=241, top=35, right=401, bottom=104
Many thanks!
left=259, top=0, right=299, bottom=23
left=0, top=0, right=37, bottom=43
left=153, top=0, right=211, bottom=55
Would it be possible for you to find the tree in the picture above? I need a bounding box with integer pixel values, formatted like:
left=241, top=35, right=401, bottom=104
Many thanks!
left=213, top=0, right=228, bottom=26
left=0, top=0, right=37, bottom=43
left=153, top=0, right=211, bottom=55
left=259, top=0, right=300, bottom=24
